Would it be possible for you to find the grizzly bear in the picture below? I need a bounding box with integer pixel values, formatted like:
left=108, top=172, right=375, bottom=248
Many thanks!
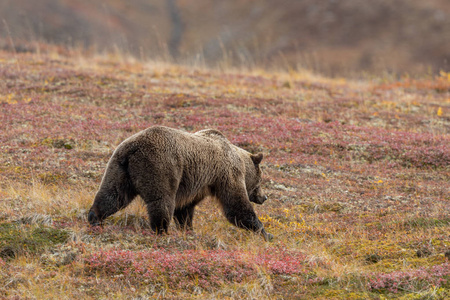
left=88, top=126, right=273, bottom=241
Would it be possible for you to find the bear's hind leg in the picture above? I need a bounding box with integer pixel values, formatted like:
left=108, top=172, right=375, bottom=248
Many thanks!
left=174, top=204, right=195, bottom=230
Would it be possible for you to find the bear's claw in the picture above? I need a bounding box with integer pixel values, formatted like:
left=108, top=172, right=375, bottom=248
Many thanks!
left=261, top=229, right=274, bottom=242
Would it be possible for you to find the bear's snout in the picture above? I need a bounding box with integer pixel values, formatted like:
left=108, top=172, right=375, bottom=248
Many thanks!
left=249, top=186, right=268, bottom=205
left=88, top=210, right=101, bottom=226
left=251, top=193, right=268, bottom=205
left=258, top=195, right=268, bottom=204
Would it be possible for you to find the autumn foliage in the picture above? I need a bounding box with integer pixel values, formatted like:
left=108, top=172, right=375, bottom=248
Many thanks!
left=0, top=47, right=449, bottom=299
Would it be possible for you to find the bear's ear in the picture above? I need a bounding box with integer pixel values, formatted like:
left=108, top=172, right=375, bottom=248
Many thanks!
left=251, top=153, right=263, bottom=165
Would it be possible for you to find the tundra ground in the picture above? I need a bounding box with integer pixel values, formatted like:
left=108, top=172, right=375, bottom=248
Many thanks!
left=0, top=48, right=449, bottom=299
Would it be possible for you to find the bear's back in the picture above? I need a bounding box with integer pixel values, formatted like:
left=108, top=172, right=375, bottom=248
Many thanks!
left=117, top=126, right=242, bottom=178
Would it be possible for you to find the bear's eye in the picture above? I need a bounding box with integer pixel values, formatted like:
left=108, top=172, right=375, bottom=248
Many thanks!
left=249, top=185, right=258, bottom=194
left=255, top=166, right=262, bottom=174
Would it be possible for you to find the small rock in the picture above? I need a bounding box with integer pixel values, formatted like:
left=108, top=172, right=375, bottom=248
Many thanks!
left=52, top=139, right=74, bottom=150
left=416, top=248, right=432, bottom=258
left=206, top=237, right=227, bottom=250
left=40, top=245, right=80, bottom=266
left=282, top=81, right=292, bottom=88
left=0, top=246, right=17, bottom=260
left=59, top=252, right=77, bottom=266
left=365, top=253, right=382, bottom=264
left=273, top=184, right=296, bottom=192
left=63, top=143, right=73, bottom=150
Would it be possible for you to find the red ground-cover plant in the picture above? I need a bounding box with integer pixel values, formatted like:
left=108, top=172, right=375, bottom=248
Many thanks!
left=0, top=49, right=449, bottom=298
left=367, top=262, right=450, bottom=294
left=84, top=247, right=308, bottom=289
left=256, top=247, right=308, bottom=275
left=178, top=110, right=450, bottom=168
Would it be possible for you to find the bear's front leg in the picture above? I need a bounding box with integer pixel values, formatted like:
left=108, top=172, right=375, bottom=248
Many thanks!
left=144, top=197, right=176, bottom=234
left=218, top=189, right=273, bottom=241
left=227, top=209, right=273, bottom=241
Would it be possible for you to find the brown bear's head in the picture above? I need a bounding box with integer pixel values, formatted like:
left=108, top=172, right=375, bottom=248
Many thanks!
left=88, top=190, right=118, bottom=226
left=88, top=159, right=138, bottom=226
left=247, top=153, right=268, bottom=205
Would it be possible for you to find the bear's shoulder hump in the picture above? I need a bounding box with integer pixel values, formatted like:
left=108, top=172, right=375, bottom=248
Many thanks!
left=195, top=129, right=226, bottom=139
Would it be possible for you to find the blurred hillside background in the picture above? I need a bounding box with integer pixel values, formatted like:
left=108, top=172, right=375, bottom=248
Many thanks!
left=1, top=0, right=449, bottom=76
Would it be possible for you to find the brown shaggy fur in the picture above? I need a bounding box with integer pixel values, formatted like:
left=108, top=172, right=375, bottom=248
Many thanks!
left=88, top=126, right=272, bottom=240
